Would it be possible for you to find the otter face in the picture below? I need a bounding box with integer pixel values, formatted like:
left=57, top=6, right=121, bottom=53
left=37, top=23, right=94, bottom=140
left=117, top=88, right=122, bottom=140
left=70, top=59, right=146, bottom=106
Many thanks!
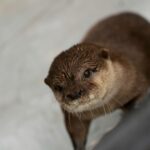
left=45, top=43, right=116, bottom=113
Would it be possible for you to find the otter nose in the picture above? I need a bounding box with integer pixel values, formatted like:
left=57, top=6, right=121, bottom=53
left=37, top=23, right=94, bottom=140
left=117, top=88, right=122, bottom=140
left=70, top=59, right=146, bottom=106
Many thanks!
left=67, top=90, right=82, bottom=101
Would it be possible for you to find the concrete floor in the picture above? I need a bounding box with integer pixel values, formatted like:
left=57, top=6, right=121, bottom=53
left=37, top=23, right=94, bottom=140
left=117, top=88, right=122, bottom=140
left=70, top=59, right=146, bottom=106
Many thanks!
left=0, top=0, right=150, bottom=150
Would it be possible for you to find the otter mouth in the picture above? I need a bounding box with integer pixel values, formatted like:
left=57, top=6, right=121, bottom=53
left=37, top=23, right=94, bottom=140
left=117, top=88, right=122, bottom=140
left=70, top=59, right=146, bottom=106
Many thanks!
left=61, top=92, right=107, bottom=113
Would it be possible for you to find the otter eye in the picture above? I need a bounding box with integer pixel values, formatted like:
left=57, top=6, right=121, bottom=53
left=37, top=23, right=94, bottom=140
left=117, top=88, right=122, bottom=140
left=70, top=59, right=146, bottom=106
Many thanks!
left=54, top=85, right=63, bottom=92
left=84, top=69, right=95, bottom=78
left=83, top=67, right=97, bottom=78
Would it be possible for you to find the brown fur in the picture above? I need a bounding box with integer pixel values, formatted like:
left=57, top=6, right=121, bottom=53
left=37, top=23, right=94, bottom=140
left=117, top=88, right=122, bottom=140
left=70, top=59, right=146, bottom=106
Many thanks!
left=44, top=12, right=150, bottom=150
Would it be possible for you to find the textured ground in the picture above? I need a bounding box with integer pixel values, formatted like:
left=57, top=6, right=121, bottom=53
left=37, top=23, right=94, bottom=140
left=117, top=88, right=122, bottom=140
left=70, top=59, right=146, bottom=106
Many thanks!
left=0, top=0, right=150, bottom=150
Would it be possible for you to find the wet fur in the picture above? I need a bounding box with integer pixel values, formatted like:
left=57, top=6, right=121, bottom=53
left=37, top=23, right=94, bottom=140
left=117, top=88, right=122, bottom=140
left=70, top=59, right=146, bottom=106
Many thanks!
left=45, top=12, right=150, bottom=150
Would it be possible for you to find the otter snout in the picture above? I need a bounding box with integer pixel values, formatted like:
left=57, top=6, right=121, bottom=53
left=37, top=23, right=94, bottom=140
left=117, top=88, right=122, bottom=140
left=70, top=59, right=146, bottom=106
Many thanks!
left=66, top=89, right=83, bottom=101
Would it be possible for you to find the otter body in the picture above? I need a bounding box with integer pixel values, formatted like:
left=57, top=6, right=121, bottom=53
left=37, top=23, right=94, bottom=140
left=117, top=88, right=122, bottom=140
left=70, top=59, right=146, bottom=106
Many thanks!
left=84, top=12, right=150, bottom=81
left=45, top=13, right=150, bottom=150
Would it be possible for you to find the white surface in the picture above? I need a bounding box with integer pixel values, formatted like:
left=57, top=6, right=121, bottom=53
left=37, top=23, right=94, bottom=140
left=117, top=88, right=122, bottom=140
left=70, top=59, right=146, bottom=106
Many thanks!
left=0, top=0, right=150, bottom=150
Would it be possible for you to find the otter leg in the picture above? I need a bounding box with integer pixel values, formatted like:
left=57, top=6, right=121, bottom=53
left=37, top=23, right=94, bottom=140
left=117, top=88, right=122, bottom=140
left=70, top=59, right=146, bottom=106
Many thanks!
left=63, top=111, right=92, bottom=150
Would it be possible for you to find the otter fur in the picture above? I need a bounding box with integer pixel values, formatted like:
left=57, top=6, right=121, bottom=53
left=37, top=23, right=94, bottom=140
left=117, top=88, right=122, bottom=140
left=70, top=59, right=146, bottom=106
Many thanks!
left=44, top=12, right=150, bottom=150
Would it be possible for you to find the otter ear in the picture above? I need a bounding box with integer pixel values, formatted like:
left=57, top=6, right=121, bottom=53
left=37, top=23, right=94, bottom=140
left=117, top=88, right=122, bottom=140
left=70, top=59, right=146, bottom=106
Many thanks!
left=99, top=48, right=109, bottom=59
left=44, top=77, right=49, bottom=85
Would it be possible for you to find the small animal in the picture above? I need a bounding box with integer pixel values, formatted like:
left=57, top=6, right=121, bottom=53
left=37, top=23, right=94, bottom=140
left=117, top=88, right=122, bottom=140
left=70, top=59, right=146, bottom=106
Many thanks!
left=44, top=12, right=150, bottom=150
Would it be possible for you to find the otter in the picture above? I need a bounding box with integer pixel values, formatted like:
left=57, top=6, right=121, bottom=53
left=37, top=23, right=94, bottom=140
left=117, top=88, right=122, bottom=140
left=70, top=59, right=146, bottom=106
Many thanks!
left=44, top=12, right=150, bottom=150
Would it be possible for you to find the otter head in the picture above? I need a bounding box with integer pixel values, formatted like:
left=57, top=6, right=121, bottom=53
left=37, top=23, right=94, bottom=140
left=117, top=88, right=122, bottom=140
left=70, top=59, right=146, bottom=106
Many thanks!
left=44, top=43, right=116, bottom=113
